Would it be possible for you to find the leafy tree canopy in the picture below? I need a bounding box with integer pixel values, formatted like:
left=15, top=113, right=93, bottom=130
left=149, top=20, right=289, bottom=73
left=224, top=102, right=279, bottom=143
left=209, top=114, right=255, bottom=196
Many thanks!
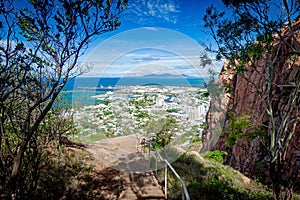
left=0, top=0, right=127, bottom=197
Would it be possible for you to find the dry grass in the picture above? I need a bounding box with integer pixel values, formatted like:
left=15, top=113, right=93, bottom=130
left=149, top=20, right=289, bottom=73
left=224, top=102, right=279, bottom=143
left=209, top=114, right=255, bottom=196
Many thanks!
left=33, top=142, right=124, bottom=200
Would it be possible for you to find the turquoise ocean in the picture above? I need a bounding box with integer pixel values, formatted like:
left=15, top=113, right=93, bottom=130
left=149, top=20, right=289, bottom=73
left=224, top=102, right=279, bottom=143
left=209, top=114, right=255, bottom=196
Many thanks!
left=60, top=77, right=207, bottom=106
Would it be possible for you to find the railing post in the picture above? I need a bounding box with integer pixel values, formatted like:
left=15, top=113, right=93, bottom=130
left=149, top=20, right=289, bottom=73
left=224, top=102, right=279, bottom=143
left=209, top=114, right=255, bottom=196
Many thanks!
left=155, top=152, right=158, bottom=178
left=145, top=141, right=190, bottom=200
left=148, top=144, right=151, bottom=168
left=165, top=162, right=167, bottom=199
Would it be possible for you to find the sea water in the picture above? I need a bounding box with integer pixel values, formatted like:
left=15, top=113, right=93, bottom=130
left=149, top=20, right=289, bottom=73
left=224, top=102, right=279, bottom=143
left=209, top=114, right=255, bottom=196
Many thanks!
left=59, top=77, right=206, bottom=107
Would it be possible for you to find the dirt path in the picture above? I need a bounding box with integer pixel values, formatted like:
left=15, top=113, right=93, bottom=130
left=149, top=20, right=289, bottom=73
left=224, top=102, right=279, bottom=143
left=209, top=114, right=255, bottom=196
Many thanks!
left=86, top=135, right=165, bottom=199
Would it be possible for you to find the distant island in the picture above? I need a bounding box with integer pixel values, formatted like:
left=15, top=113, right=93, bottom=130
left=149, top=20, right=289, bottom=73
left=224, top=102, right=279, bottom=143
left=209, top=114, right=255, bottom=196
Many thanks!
left=143, top=73, right=194, bottom=78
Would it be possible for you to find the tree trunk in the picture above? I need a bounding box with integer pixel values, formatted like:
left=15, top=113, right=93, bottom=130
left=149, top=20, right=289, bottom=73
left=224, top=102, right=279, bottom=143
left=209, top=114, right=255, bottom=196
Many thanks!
left=270, top=162, right=282, bottom=200
left=7, top=141, right=26, bottom=192
left=11, top=154, right=22, bottom=179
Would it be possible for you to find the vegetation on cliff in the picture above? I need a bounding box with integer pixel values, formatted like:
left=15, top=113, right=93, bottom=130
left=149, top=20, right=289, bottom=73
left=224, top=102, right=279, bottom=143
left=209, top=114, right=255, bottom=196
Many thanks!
left=203, top=0, right=300, bottom=199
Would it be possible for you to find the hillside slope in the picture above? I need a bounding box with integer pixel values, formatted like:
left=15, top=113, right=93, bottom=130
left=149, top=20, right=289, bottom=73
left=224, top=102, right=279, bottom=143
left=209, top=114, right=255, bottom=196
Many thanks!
left=201, top=19, right=300, bottom=191
left=160, top=149, right=274, bottom=200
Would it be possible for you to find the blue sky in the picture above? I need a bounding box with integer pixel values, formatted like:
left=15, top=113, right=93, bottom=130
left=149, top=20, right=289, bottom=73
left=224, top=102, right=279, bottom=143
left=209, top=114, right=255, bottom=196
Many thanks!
left=82, top=0, right=227, bottom=77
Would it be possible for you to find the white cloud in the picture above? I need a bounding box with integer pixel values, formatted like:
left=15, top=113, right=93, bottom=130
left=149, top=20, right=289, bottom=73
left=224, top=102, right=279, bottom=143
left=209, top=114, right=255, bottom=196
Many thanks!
left=144, top=27, right=159, bottom=31
left=125, top=0, right=181, bottom=25
left=90, top=53, right=221, bottom=77
left=80, top=27, right=224, bottom=77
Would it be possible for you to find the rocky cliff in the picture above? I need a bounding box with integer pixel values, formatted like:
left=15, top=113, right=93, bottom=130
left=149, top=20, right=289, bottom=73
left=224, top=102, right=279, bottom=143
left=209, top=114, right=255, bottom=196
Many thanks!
left=201, top=19, right=300, bottom=188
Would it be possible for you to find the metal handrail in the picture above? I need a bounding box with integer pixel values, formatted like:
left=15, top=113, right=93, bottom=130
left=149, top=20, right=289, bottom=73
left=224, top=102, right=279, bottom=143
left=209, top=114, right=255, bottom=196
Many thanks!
left=145, top=141, right=190, bottom=200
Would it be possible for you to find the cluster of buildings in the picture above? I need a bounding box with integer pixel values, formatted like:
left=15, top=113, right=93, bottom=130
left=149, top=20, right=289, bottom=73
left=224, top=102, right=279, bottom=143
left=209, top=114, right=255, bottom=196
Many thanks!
left=73, top=86, right=210, bottom=143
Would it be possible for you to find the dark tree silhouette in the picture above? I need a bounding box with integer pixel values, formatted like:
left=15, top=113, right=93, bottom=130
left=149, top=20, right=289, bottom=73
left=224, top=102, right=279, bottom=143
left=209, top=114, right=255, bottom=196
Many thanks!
left=0, top=0, right=127, bottom=197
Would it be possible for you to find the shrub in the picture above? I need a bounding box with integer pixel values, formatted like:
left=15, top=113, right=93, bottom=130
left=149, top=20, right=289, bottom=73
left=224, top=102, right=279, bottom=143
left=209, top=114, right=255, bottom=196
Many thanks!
left=204, top=150, right=228, bottom=163
left=226, top=113, right=250, bottom=148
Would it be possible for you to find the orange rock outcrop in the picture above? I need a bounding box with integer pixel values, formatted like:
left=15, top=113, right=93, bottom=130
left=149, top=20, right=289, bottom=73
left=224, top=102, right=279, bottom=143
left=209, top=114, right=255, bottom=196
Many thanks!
left=202, top=19, right=300, bottom=187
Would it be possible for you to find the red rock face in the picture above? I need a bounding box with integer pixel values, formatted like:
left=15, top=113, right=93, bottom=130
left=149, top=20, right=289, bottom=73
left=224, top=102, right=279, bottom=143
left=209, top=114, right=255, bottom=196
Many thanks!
left=202, top=20, right=300, bottom=187
left=201, top=62, right=235, bottom=153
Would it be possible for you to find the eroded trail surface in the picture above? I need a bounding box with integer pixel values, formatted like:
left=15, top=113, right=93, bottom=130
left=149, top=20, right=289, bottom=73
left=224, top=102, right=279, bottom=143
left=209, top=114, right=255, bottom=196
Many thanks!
left=86, top=135, right=165, bottom=200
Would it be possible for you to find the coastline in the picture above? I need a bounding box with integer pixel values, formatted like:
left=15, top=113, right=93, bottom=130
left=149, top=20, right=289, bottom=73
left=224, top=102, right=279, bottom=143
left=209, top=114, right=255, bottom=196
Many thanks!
left=73, top=85, right=210, bottom=147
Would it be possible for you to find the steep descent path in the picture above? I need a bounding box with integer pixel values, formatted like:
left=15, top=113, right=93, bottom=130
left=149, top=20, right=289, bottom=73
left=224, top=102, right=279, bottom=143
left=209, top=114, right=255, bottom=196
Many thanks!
left=86, top=135, right=165, bottom=200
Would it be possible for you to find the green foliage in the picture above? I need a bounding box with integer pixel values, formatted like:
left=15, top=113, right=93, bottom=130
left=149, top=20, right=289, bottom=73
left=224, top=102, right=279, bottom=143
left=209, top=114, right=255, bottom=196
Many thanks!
left=205, top=150, right=228, bottom=163
left=100, top=100, right=110, bottom=105
left=0, top=105, right=77, bottom=197
left=166, top=108, right=180, bottom=113
left=223, top=82, right=234, bottom=93
left=205, top=68, right=224, bottom=97
left=129, top=95, right=154, bottom=108
left=248, top=43, right=265, bottom=61
left=202, top=92, right=210, bottom=97
left=192, top=135, right=202, bottom=143
left=225, top=113, right=267, bottom=148
left=203, top=1, right=284, bottom=67
left=146, top=116, right=177, bottom=149
left=103, top=110, right=113, bottom=116
left=204, top=0, right=300, bottom=198
left=0, top=0, right=127, bottom=196
left=32, top=144, right=122, bottom=199
left=226, top=113, right=250, bottom=148
left=253, top=160, right=268, bottom=183
left=135, top=110, right=150, bottom=119
left=156, top=149, right=273, bottom=200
